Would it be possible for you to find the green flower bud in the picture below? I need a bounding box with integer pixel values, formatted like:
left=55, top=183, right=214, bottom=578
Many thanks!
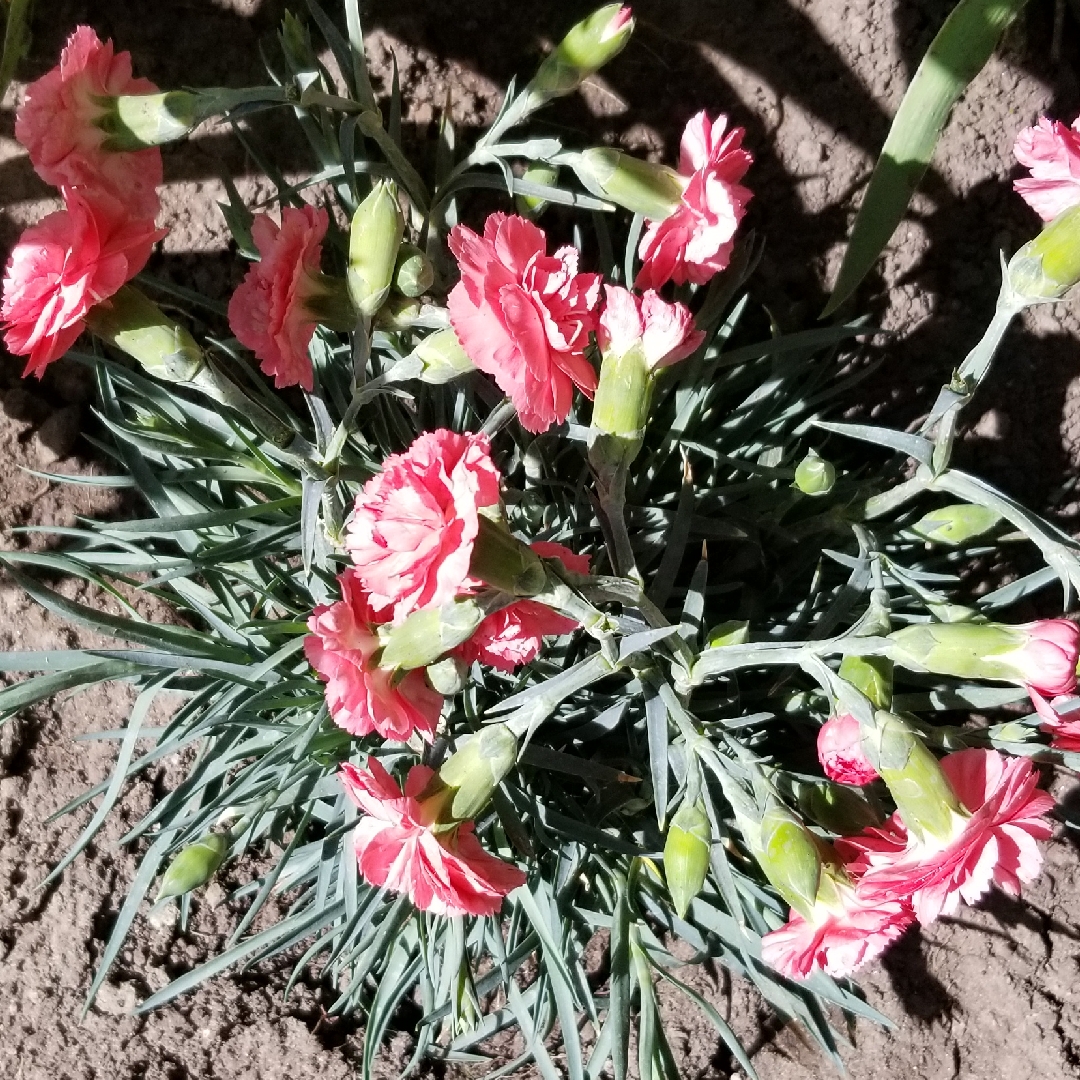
left=863, top=711, right=966, bottom=845
left=706, top=620, right=750, bottom=648
left=412, top=327, right=476, bottom=384
left=796, top=780, right=885, bottom=835
left=887, top=621, right=1030, bottom=685
left=157, top=833, right=228, bottom=900
left=794, top=450, right=836, bottom=496
left=910, top=503, right=1002, bottom=545
left=85, top=286, right=204, bottom=382
left=426, top=655, right=468, bottom=695
left=393, top=244, right=434, bottom=298
left=438, top=724, right=519, bottom=821
left=515, top=163, right=560, bottom=218
left=1007, top=204, right=1080, bottom=302
left=663, top=800, right=711, bottom=918
left=837, top=654, right=893, bottom=710
left=569, top=148, right=686, bottom=220
left=348, top=180, right=404, bottom=317
left=527, top=5, right=635, bottom=102
left=375, top=295, right=423, bottom=331
left=378, top=598, right=485, bottom=670
left=469, top=516, right=548, bottom=597
left=96, top=90, right=200, bottom=150
left=754, top=799, right=823, bottom=921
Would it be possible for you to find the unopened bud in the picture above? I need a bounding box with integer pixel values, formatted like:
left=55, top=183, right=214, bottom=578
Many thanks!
left=426, top=655, right=469, bottom=695
left=515, top=163, right=560, bottom=218
left=888, top=621, right=1033, bottom=685
left=706, top=620, right=750, bottom=648
left=157, top=833, right=228, bottom=900
left=469, top=516, right=548, bottom=597
left=348, top=180, right=404, bottom=317
left=569, top=148, right=685, bottom=220
left=796, top=780, right=885, bottom=834
left=528, top=5, right=635, bottom=102
left=663, top=800, right=711, bottom=918
left=794, top=450, right=836, bottom=496
left=85, top=286, right=204, bottom=382
left=910, top=503, right=1002, bottom=545
left=438, top=724, right=519, bottom=820
left=393, top=244, right=434, bottom=297
left=412, top=327, right=476, bottom=384
left=1007, top=204, right=1080, bottom=302
left=98, top=91, right=201, bottom=150
left=863, top=711, right=966, bottom=845
left=837, top=654, right=893, bottom=710
left=378, top=598, right=485, bottom=670
left=755, top=799, right=823, bottom=921
left=375, top=295, right=423, bottom=331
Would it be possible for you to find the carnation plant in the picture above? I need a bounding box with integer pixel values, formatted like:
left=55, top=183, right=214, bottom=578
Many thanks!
left=5, top=4, right=1080, bottom=1077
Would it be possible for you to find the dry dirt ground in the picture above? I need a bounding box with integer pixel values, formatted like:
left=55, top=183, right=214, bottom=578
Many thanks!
left=4, top=1, right=1080, bottom=1078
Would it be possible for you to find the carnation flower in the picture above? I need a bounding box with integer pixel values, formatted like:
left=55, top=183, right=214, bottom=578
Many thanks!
left=1013, top=115, right=1080, bottom=221
left=762, top=883, right=913, bottom=981
left=635, top=110, right=752, bottom=290
left=816, top=713, right=879, bottom=786
left=1, top=187, right=165, bottom=377
left=340, top=758, right=526, bottom=916
left=447, top=213, right=602, bottom=433
left=1026, top=689, right=1080, bottom=753
left=844, top=748, right=1055, bottom=925
left=227, top=205, right=330, bottom=392
left=15, top=25, right=163, bottom=219
left=304, top=569, right=443, bottom=743
left=454, top=542, right=590, bottom=672
left=597, top=285, right=704, bottom=370
left=345, top=429, right=502, bottom=622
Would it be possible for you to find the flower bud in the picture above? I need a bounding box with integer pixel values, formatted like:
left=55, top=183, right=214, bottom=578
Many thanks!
left=862, top=712, right=966, bottom=845
left=515, top=163, right=560, bottom=218
left=888, top=619, right=1080, bottom=697
left=1007, top=204, right=1080, bottom=302
left=591, top=342, right=651, bottom=439
left=909, top=503, right=1002, bottom=545
left=837, top=654, right=893, bottom=710
left=426, top=655, right=469, bottom=695
left=569, top=148, right=685, bottom=220
left=378, top=598, right=485, bottom=670
left=411, top=327, right=476, bottom=384
left=794, top=450, right=836, bottom=496
left=157, top=833, right=228, bottom=900
left=393, top=244, right=435, bottom=298
left=98, top=91, right=201, bottom=150
left=528, top=5, right=635, bottom=102
left=348, top=180, right=404, bottom=317
left=754, top=798, right=823, bottom=921
left=706, top=620, right=750, bottom=648
left=663, top=800, right=711, bottom=918
left=437, top=724, right=519, bottom=821
left=796, top=780, right=885, bottom=834
left=469, top=516, right=548, bottom=597
left=85, top=286, right=204, bottom=382
left=817, top=713, right=879, bottom=786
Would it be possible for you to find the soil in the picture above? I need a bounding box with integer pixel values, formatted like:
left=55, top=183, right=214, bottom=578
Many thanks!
left=3, top=1, right=1080, bottom=1078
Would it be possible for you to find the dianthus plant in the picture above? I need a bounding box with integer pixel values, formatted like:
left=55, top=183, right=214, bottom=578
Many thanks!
left=5, top=5, right=1080, bottom=1078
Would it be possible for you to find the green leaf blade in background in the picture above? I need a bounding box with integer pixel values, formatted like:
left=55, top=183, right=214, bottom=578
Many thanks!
left=822, top=0, right=1030, bottom=316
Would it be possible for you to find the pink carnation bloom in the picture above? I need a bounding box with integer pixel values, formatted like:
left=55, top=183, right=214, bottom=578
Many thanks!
left=340, top=758, right=526, bottom=916
left=2, top=187, right=165, bottom=377
left=345, top=429, right=502, bottom=623
left=597, top=284, right=705, bottom=369
left=635, top=110, right=752, bottom=291
left=15, top=25, right=163, bottom=220
left=1026, top=690, right=1080, bottom=753
left=1013, top=116, right=1080, bottom=221
left=816, top=713, right=879, bottom=786
left=762, top=884, right=913, bottom=981
left=304, top=569, right=443, bottom=743
left=448, top=213, right=602, bottom=433
left=842, top=749, right=1055, bottom=925
left=228, top=205, right=329, bottom=392
left=455, top=542, right=590, bottom=672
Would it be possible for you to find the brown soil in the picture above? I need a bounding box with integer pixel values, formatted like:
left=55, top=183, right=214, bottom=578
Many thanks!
left=3, top=2, right=1080, bottom=1078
